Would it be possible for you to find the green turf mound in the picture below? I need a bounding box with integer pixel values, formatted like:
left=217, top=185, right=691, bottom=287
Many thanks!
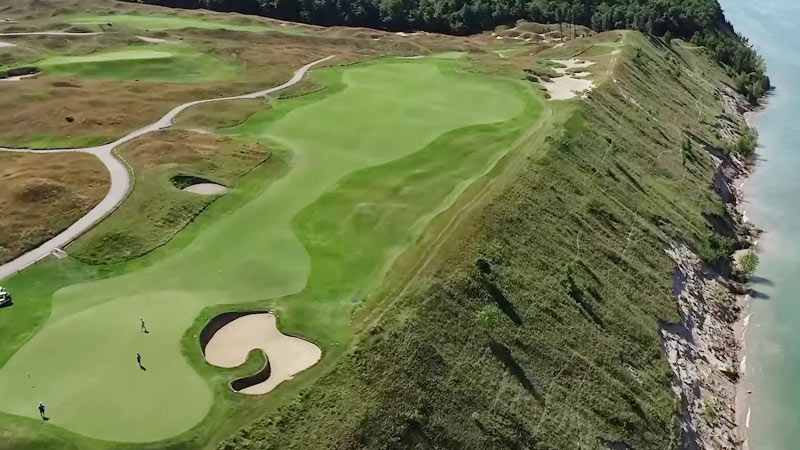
left=66, top=13, right=302, bottom=34
left=34, top=45, right=238, bottom=82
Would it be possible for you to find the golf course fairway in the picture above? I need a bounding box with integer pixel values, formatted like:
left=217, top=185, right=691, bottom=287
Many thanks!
left=32, top=45, right=239, bottom=81
left=0, top=57, right=543, bottom=443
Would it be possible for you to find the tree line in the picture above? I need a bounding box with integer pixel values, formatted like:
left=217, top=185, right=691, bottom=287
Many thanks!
left=124, top=0, right=768, bottom=101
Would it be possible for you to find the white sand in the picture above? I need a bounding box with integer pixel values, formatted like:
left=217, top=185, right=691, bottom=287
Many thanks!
left=182, top=183, right=228, bottom=195
left=136, top=35, right=169, bottom=44
left=552, top=58, right=596, bottom=74
left=0, top=73, right=36, bottom=82
left=204, top=313, right=322, bottom=395
left=540, top=58, right=596, bottom=100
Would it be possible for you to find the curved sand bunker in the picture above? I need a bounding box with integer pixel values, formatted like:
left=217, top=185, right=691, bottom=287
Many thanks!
left=540, top=58, right=595, bottom=100
left=182, top=183, right=228, bottom=195
left=203, top=313, right=321, bottom=395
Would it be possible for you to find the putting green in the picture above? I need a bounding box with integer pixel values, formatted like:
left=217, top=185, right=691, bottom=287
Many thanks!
left=0, top=58, right=542, bottom=443
left=32, top=45, right=239, bottom=82
left=67, top=13, right=302, bottom=34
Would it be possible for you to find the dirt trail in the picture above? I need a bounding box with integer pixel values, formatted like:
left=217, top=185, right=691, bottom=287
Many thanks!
left=0, top=55, right=335, bottom=281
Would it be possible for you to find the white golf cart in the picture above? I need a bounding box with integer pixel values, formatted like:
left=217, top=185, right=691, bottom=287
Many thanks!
left=0, top=286, right=11, bottom=307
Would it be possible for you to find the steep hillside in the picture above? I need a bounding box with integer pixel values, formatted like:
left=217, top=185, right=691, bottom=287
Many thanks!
left=218, top=33, right=752, bottom=450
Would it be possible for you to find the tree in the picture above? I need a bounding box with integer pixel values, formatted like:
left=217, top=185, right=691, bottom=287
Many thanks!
left=738, top=251, right=759, bottom=278
left=736, top=125, right=757, bottom=156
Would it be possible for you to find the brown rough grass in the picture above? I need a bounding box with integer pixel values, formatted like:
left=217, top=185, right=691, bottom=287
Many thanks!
left=0, top=151, right=108, bottom=264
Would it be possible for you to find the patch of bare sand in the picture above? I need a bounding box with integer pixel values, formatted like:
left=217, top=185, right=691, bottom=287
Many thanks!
left=540, top=58, right=596, bottom=100
left=0, top=73, right=36, bottom=82
left=182, top=183, right=228, bottom=195
left=204, top=313, right=322, bottom=395
left=136, top=35, right=170, bottom=44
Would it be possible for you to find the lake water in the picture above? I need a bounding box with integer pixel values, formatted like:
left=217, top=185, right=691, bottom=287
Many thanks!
left=720, top=1, right=800, bottom=448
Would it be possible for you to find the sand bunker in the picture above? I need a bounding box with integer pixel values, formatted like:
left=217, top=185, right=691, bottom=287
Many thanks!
left=182, top=183, right=228, bottom=195
left=0, top=31, right=101, bottom=36
left=136, top=35, right=170, bottom=44
left=0, top=73, right=36, bottom=82
left=540, top=58, right=596, bottom=100
left=203, top=313, right=321, bottom=395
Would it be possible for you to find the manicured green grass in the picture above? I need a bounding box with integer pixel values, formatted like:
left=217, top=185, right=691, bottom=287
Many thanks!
left=32, top=44, right=239, bottom=82
left=0, top=57, right=542, bottom=445
left=66, top=13, right=305, bottom=34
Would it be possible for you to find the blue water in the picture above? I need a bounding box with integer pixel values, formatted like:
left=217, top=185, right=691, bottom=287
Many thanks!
left=720, top=1, right=800, bottom=448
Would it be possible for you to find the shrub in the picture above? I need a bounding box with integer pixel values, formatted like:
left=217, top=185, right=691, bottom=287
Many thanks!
left=699, top=232, right=734, bottom=266
left=738, top=251, right=759, bottom=278
left=735, top=126, right=758, bottom=157
left=475, top=304, right=502, bottom=328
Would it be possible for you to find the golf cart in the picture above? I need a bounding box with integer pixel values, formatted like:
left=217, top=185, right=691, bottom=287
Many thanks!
left=0, top=286, right=12, bottom=307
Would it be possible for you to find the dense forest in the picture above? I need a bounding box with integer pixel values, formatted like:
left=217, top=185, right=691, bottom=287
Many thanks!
left=126, top=0, right=767, bottom=100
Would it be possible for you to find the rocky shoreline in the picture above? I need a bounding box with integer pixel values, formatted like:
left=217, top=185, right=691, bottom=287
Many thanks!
left=660, top=85, right=758, bottom=450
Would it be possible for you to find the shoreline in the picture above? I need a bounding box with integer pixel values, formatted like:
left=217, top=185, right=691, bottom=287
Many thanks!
left=732, top=159, right=755, bottom=450
left=734, top=95, right=771, bottom=450
left=660, top=84, right=760, bottom=450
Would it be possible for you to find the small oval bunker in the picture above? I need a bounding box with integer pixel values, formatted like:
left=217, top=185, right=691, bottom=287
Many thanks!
left=170, top=174, right=229, bottom=195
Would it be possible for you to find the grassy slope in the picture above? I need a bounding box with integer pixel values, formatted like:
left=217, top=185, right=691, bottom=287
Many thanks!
left=69, top=129, right=272, bottom=264
left=0, top=56, right=543, bottom=447
left=0, top=152, right=108, bottom=264
left=174, top=98, right=268, bottom=130
left=33, top=44, right=241, bottom=82
left=66, top=13, right=306, bottom=34
left=219, top=34, right=734, bottom=450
